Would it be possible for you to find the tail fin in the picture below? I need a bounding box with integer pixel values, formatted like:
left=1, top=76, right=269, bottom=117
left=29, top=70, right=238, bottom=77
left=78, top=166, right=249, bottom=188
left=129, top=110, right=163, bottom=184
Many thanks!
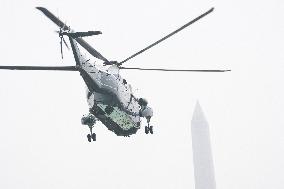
left=191, top=102, right=216, bottom=189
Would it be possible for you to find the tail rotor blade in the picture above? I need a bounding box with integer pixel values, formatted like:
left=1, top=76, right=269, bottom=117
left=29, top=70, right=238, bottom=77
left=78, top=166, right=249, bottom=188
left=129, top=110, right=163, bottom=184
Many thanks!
left=62, top=37, right=70, bottom=50
left=37, top=7, right=109, bottom=62
left=60, top=37, right=63, bottom=59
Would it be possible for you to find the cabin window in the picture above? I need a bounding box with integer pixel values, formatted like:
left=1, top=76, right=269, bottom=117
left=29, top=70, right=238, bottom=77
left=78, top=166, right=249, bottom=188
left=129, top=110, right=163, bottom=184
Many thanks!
left=123, top=79, right=127, bottom=85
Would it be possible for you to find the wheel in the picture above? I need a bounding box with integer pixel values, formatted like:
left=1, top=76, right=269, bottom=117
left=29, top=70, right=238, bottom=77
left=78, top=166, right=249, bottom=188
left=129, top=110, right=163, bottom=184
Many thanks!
left=145, top=126, right=149, bottom=134
left=87, top=134, right=92, bottom=142
left=91, top=133, right=96, bottom=141
left=149, top=126, right=153, bottom=134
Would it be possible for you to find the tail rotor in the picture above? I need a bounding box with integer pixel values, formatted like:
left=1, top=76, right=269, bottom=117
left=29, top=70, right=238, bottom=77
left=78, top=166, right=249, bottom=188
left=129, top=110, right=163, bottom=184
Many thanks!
left=55, top=22, right=70, bottom=59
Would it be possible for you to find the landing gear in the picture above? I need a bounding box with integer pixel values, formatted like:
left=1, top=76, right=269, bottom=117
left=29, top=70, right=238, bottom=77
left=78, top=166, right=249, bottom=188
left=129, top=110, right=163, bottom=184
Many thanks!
left=144, top=116, right=153, bottom=135
left=81, top=113, right=97, bottom=142
left=149, top=126, right=153, bottom=134
left=87, top=126, right=96, bottom=142
left=145, top=125, right=153, bottom=134
left=87, top=134, right=92, bottom=142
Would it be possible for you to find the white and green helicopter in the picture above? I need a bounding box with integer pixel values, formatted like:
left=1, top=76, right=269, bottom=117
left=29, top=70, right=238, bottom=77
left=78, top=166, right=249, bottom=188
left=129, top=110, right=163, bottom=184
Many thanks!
left=0, top=7, right=229, bottom=142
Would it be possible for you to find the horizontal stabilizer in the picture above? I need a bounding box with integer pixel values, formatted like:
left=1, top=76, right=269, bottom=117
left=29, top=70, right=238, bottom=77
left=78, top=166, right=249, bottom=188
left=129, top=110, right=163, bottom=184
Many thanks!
left=0, top=66, right=78, bottom=71
left=63, top=31, right=102, bottom=38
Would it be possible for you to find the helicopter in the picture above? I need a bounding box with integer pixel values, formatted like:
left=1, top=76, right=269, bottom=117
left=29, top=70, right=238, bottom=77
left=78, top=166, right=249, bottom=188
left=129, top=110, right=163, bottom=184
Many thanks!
left=0, top=7, right=230, bottom=142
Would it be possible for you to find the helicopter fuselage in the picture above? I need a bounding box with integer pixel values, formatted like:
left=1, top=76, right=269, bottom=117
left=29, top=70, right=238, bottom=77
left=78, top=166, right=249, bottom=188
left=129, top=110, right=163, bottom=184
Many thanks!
left=69, top=36, right=144, bottom=136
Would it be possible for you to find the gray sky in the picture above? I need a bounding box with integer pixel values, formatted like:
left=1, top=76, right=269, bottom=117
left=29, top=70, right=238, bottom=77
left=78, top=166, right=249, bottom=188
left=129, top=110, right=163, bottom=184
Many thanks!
left=0, top=0, right=283, bottom=189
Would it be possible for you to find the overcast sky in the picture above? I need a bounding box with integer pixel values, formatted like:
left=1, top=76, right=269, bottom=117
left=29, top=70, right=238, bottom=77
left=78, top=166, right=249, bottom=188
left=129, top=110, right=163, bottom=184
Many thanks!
left=0, top=0, right=283, bottom=189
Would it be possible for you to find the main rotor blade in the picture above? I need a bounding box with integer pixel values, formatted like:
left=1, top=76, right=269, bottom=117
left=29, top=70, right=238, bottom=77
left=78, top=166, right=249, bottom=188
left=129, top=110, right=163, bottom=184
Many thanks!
left=0, top=66, right=78, bottom=71
left=36, top=7, right=69, bottom=31
left=119, top=8, right=214, bottom=65
left=119, top=67, right=230, bottom=72
left=75, top=38, right=109, bottom=62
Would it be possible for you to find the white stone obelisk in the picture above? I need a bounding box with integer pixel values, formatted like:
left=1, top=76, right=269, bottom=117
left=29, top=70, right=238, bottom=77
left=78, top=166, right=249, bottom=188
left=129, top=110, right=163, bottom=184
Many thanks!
left=191, top=102, right=216, bottom=189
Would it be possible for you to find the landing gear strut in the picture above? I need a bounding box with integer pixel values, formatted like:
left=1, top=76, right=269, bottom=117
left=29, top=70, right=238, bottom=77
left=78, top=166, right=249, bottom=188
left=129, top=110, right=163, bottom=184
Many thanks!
left=87, top=125, right=96, bottom=142
left=81, top=113, right=97, bottom=142
left=145, top=116, right=153, bottom=134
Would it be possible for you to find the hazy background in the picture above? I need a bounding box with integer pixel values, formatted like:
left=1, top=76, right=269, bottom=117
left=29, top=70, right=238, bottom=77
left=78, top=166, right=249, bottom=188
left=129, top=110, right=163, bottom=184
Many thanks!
left=0, top=0, right=283, bottom=188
